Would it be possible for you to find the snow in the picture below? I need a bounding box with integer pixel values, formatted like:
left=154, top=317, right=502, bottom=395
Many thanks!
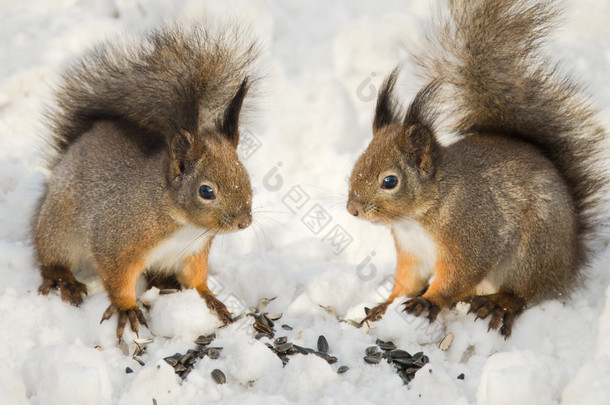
left=1, top=0, right=610, bottom=404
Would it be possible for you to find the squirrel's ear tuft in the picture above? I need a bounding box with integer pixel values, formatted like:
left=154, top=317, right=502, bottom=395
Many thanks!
left=217, top=77, right=250, bottom=149
left=169, top=129, right=202, bottom=178
left=402, top=81, right=441, bottom=175
left=373, top=68, right=401, bottom=133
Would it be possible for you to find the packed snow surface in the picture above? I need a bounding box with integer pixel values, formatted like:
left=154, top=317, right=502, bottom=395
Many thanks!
left=2, top=0, right=610, bottom=404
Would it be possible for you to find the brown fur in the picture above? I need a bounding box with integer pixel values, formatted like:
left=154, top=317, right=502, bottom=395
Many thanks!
left=350, top=0, right=607, bottom=337
left=33, top=23, right=259, bottom=340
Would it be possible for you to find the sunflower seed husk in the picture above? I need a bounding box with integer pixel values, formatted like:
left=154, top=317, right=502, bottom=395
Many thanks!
left=337, top=365, right=349, bottom=374
left=281, top=324, right=293, bottom=331
left=132, top=356, right=145, bottom=366
left=293, top=345, right=314, bottom=355
left=211, top=369, right=226, bottom=384
left=207, top=348, right=221, bottom=359
left=159, top=289, right=179, bottom=295
left=364, top=354, right=382, bottom=364
left=378, top=341, right=397, bottom=351
left=317, top=335, right=329, bottom=353
left=174, top=363, right=187, bottom=373
left=253, top=322, right=273, bottom=336
left=163, top=354, right=181, bottom=367
left=275, top=342, right=294, bottom=353
left=393, top=357, right=415, bottom=368
left=398, top=369, right=411, bottom=384
left=195, top=335, right=215, bottom=346
left=274, top=336, right=288, bottom=346
left=268, top=313, right=283, bottom=321
left=125, top=367, right=133, bottom=374
left=390, top=349, right=411, bottom=359
left=365, top=346, right=379, bottom=356
left=457, top=373, right=465, bottom=380
left=257, top=297, right=276, bottom=313
left=179, top=353, right=192, bottom=365
left=439, top=332, right=453, bottom=351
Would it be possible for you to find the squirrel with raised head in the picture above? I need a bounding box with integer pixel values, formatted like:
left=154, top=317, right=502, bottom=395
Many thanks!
left=33, top=23, right=259, bottom=339
left=348, top=0, right=607, bottom=337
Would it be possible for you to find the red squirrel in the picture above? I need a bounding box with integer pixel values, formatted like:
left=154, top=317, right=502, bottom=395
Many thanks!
left=347, top=0, right=606, bottom=337
left=33, top=24, right=259, bottom=339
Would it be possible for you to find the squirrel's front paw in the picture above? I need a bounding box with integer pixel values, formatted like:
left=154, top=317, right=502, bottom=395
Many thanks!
left=360, top=302, right=391, bottom=325
left=403, top=297, right=440, bottom=323
left=202, top=294, right=233, bottom=325
left=100, top=303, right=148, bottom=340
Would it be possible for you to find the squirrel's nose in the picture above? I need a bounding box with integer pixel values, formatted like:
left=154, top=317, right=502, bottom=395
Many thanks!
left=347, top=200, right=362, bottom=217
left=236, top=213, right=252, bottom=230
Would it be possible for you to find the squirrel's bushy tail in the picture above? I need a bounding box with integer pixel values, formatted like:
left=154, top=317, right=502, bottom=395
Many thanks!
left=49, top=22, right=259, bottom=154
left=415, top=0, right=607, bottom=257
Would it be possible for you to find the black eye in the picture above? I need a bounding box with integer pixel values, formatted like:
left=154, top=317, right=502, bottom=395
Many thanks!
left=381, top=175, right=398, bottom=190
left=199, top=185, right=215, bottom=200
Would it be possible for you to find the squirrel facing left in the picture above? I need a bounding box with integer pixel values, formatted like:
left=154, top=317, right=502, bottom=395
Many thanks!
left=348, top=0, right=607, bottom=337
left=32, top=24, right=259, bottom=339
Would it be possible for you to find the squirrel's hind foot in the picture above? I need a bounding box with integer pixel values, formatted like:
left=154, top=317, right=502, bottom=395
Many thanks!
left=100, top=303, right=148, bottom=340
left=402, top=297, right=440, bottom=323
left=468, top=293, right=526, bottom=338
left=38, top=265, right=88, bottom=306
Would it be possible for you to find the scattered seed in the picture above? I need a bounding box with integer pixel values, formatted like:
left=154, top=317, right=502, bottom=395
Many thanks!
left=142, top=301, right=152, bottom=310
left=439, top=332, right=453, bottom=351
left=364, top=354, right=382, bottom=364
left=317, top=335, right=329, bottom=353
left=457, top=373, right=465, bottom=380
left=194, top=334, right=215, bottom=346
left=366, top=346, right=379, bottom=356
left=253, top=322, right=273, bottom=336
left=254, top=332, right=269, bottom=340
left=159, top=289, right=179, bottom=295
left=274, top=336, right=288, bottom=346
left=337, top=365, right=349, bottom=374
left=393, top=357, right=415, bottom=368
left=211, top=369, right=226, bottom=385
left=257, top=297, right=276, bottom=313
left=398, top=369, right=411, bottom=384
left=411, top=352, right=424, bottom=362
left=378, top=341, right=397, bottom=351
left=390, top=349, right=411, bottom=359
left=132, top=356, right=145, bottom=366
left=163, top=353, right=181, bottom=367
left=275, top=343, right=294, bottom=353
left=207, top=348, right=221, bottom=359
left=293, top=345, right=314, bottom=355
left=267, top=313, right=283, bottom=321
left=125, top=367, right=133, bottom=374
left=95, top=345, right=102, bottom=351
left=281, top=324, right=293, bottom=331
left=174, top=364, right=187, bottom=373
left=263, top=314, right=275, bottom=328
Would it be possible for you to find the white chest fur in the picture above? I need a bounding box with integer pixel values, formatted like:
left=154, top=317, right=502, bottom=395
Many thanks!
left=145, top=226, right=211, bottom=272
left=391, top=220, right=437, bottom=281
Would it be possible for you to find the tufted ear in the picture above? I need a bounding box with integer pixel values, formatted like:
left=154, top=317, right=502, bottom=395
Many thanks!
left=373, top=68, right=401, bottom=133
left=217, top=77, right=250, bottom=149
left=401, top=81, right=441, bottom=176
left=169, top=129, right=202, bottom=179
